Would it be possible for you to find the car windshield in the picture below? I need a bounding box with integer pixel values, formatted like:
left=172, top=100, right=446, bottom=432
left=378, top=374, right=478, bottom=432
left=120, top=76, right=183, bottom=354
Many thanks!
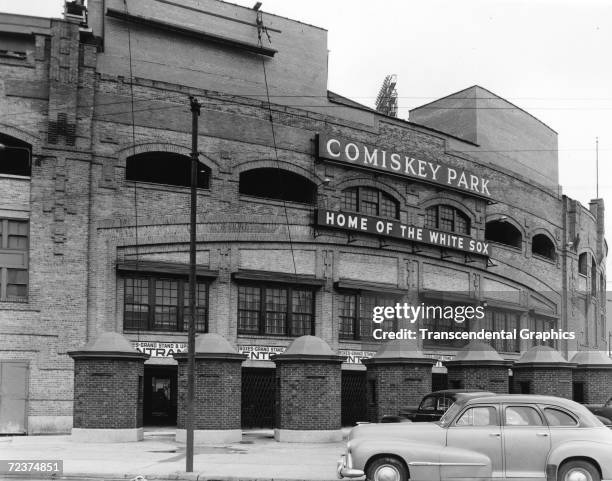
left=438, top=401, right=462, bottom=425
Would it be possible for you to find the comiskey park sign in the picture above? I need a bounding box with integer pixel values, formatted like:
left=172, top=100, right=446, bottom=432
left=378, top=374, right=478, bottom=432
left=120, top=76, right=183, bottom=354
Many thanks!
left=317, top=134, right=493, bottom=199
left=317, top=210, right=491, bottom=256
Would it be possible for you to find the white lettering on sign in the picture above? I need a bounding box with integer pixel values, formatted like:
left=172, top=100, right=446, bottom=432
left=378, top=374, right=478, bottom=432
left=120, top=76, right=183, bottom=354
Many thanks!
left=133, top=341, right=187, bottom=357
left=238, top=345, right=286, bottom=361
left=318, top=134, right=493, bottom=198
left=318, top=210, right=491, bottom=256
left=339, top=349, right=376, bottom=365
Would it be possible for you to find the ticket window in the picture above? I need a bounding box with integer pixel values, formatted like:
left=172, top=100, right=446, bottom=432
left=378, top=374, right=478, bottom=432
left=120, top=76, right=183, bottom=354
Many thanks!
left=144, top=367, right=177, bottom=426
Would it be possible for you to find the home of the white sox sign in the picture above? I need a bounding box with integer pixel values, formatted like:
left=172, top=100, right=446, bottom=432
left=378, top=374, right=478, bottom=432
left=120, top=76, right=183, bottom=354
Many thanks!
left=317, top=134, right=493, bottom=199
left=317, top=209, right=491, bottom=255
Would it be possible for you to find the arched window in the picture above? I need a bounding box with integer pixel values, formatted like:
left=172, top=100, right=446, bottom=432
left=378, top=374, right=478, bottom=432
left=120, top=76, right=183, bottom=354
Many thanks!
left=485, top=219, right=522, bottom=248
left=425, top=205, right=470, bottom=234
left=578, top=253, right=588, bottom=276
left=342, top=186, right=399, bottom=219
left=591, top=258, right=597, bottom=296
left=239, top=168, right=316, bottom=204
left=532, top=234, right=556, bottom=260
left=0, top=133, right=31, bottom=177
left=126, top=151, right=210, bottom=189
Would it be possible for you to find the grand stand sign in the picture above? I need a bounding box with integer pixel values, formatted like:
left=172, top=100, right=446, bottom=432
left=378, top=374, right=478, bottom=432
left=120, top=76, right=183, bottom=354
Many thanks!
left=317, top=209, right=491, bottom=256
left=317, top=134, right=493, bottom=200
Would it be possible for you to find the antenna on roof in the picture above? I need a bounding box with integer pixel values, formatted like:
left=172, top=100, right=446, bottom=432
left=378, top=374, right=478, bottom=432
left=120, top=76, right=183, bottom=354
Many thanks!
left=596, top=136, right=599, bottom=198
left=375, top=74, right=398, bottom=117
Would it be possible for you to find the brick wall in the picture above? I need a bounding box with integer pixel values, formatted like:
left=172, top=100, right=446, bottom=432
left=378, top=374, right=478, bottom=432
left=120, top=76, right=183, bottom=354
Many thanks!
left=573, top=368, right=612, bottom=404
left=73, top=358, right=144, bottom=429
left=512, top=366, right=573, bottom=399
left=366, top=364, right=432, bottom=422
left=276, top=361, right=341, bottom=431
left=447, top=366, right=509, bottom=393
left=176, top=359, right=242, bottom=430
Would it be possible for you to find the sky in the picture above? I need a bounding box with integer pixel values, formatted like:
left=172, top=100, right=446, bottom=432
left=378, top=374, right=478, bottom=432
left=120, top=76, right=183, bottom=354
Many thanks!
left=2, top=0, right=612, bottom=280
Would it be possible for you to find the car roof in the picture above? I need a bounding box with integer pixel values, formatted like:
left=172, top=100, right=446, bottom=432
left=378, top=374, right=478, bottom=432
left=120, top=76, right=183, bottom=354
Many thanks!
left=467, top=394, right=580, bottom=407
left=430, top=389, right=495, bottom=395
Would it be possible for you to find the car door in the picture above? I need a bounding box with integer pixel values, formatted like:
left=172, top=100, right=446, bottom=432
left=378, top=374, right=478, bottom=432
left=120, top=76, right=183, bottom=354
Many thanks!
left=445, top=404, right=503, bottom=478
left=502, top=404, right=551, bottom=479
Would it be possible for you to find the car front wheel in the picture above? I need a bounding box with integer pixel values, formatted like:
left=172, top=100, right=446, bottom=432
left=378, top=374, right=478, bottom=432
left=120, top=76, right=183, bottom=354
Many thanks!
left=366, top=456, right=408, bottom=481
left=558, top=460, right=600, bottom=481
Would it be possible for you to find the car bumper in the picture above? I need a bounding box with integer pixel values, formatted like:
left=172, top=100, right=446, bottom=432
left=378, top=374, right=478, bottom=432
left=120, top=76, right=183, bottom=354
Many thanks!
left=337, top=454, right=365, bottom=478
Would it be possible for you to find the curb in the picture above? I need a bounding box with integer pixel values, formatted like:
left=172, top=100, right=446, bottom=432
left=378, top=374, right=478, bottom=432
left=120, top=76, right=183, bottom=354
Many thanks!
left=3, top=474, right=340, bottom=481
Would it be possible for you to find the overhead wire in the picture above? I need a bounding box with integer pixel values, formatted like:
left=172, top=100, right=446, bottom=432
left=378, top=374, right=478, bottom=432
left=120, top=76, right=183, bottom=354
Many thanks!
left=255, top=11, right=299, bottom=281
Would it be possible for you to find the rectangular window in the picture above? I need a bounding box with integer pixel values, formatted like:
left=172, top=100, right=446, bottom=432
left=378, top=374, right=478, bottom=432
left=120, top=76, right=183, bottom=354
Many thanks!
left=422, top=303, right=471, bottom=349
left=122, top=275, right=209, bottom=332
left=237, top=284, right=314, bottom=336
left=483, top=309, right=520, bottom=353
left=529, top=315, right=557, bottom=349
left=0, top=218, right=29, bottom=302
left=338, top=292, right=398, bottom=341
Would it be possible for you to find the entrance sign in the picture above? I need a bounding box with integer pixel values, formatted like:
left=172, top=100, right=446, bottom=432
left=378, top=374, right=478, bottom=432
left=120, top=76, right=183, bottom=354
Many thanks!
left=239, top=345, right=375, bottom=365
left=317, top=134, right=493, bottom=199
left=238, top=345, right=286, bottom=361
left=317, top=209, right=491, bottom=256
left=133, top=341, right=187, bottom=357
left=339, top=349, right=376, bottom=364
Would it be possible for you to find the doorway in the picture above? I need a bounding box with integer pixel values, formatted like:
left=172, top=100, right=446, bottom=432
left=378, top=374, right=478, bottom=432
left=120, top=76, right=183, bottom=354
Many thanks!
left=143, top=366, right=177, bottom=426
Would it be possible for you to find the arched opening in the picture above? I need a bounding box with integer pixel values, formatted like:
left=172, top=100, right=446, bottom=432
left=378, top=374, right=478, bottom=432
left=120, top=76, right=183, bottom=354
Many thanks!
left=532, top=234, right=556, bottom=260
left=425, top=204, right=470, bottom=234
left=578, top=253, right=588, bottom=276
left=485, top=220, right=522, bottom=248
left=342, top=186, right=399, bottom=219
left=0, top=133, right=31, bottom=176
left=239, top=168, right=316, bottom=204
left=591, top=258, right=597, bottom=295
left=125, top=151, right=210, bottom=189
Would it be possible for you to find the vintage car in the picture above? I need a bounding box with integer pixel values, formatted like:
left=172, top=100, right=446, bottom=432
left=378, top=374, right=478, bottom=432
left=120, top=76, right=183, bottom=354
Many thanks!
left=586, top=397, right=612, bottom=424
left=337, top=394, right=612, bottom=481
left=394, top=389, right=495, bottom=422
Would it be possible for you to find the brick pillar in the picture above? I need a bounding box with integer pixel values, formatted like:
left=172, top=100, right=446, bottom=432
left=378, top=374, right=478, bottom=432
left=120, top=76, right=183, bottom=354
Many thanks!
left=174, top=333, right=246, bottom=444
left=68, top=332, right=149, bottom=442
left=571, top=351, right=612, bottom=404
left=363, top=339, right=436, bottom=422
left=512, top=346, right=576, bottom=399
left=271, top=336, right=344, bottom=442
left=444, top=341, right=512, bottom=394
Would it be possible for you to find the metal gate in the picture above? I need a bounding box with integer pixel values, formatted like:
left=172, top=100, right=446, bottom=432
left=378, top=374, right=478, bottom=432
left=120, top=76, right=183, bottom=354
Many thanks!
left=341, top=370, right=367, bottom=426
left=242, top=368, right=275, bottom=428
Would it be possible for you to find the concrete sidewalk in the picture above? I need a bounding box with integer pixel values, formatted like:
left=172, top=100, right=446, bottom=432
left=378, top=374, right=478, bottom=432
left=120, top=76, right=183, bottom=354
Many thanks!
left=0, top=428, right=351, bottom=481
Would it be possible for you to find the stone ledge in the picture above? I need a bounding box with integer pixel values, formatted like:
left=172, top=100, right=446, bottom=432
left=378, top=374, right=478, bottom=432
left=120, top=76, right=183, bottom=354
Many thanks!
left=71, top=427, right=143, bottom=442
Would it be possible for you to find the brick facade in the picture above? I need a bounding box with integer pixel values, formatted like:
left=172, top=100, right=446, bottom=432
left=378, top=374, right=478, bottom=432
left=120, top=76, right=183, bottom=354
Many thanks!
left=176, top=359, right=243, bottom=430
left=573, top=368, right=612, bottom=404
left=275, top=361, right=342, bottom=431
left=365, top=363, right=433, bottom=422
left=512, top=366, right=574, bottom=399
left=72, top=358, right=144, bottom=429
left=446, top=365, right=510, bottom=394
left=0, top=0, right=608, bottom=434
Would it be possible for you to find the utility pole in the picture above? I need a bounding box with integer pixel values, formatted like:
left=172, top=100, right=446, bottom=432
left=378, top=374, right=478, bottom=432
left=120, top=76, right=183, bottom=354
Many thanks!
left=186, top=96, right=200, bottom=472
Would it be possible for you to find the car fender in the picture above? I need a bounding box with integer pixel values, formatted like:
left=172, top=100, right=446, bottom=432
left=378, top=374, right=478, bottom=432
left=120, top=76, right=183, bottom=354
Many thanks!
left=547, top=440, right=612, bottom=479
left=350, top=439, right=492, bottom=481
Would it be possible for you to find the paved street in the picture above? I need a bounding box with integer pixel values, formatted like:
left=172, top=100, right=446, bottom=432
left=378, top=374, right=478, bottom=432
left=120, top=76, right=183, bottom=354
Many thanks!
left=0, top=428, right=350, bottom=481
